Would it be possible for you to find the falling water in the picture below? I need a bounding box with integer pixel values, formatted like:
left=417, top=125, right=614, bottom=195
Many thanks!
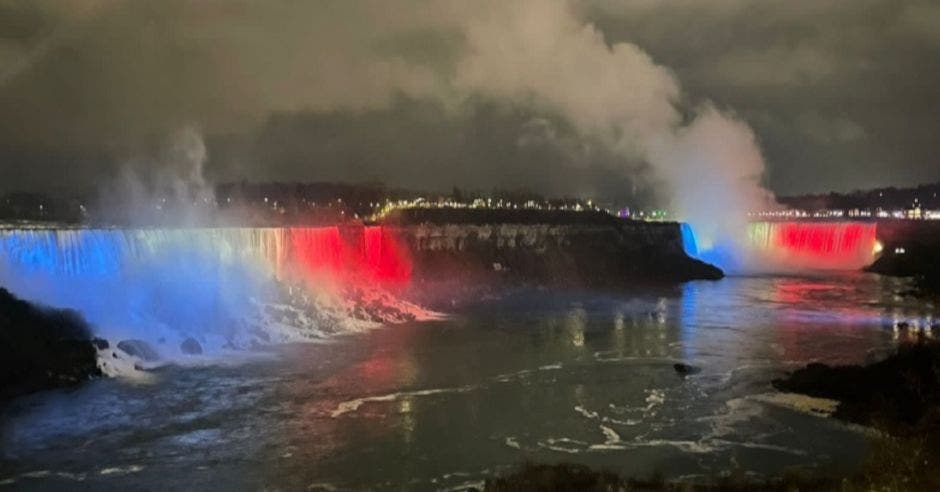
left=0, top=226, right=413, bottom=356
left=745, top=221, right=879, bottom=271
left=680, top=223, right=699, bottom=257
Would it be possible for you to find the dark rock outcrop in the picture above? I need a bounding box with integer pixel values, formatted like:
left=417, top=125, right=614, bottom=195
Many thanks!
left=388, top=210, right=721, bottom=283
left=866, top=220, right=940, bottom=295
left=180, top=337, right=203, bottom=355
left=116, top=339, right=160, bottom=361
left=673, top=363, right=701, bottom=376
left=0, top=288, right=101, bottom=400
left=773, top=341, right=940, bottom=430
left=867, top=250, right=940, bottom=295
left=382, top=210, right=722, bottom=308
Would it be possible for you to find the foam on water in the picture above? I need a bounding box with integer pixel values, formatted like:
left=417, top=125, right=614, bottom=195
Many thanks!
left=0, top=226, right=424, bottom=367
left=750, top=392, right=839, bottom=418
left=330, top=385, right=479, bottom=418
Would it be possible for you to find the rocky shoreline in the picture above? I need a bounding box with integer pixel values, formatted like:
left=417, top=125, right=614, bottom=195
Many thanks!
left=773, top=339, right=940, bottom=431
left=0, top=288, right=102, bottom=401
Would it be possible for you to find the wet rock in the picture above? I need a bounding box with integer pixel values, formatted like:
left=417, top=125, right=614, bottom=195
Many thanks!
left=0, top=288, right=101, bottom=400
left=773, top=341, right=940, bottom=429
left=673, top=363, right=701, bottom=376
left=116, top=339, right=160, bottom=362
left=91, top=338, right=109, bottom=350
left=180, top=337, right=203, bottom=355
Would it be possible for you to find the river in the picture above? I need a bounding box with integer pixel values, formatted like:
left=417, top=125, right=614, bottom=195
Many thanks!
left=1, top=273, right=936, bottom=490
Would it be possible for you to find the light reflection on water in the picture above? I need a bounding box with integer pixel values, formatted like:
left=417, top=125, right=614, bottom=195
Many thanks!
left=1, top=273, right=937, bottom=490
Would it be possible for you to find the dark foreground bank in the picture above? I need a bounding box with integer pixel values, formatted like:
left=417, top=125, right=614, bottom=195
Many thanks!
left=773, top=338, right=940, bottom=431
left=0, top=288, right=101, bottom=401
left=484, top=462, right=838, bottom=491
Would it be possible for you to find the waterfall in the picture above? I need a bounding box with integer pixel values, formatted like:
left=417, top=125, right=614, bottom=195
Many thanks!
left=0, top=226, right=413, bottom=356
left=745, top=221, right=879, bottom=271
left=0, top=226, right=409, bottom=281
left=362, top=226, right=412, bottom=284
left=680, top=223, right=699, bottom=257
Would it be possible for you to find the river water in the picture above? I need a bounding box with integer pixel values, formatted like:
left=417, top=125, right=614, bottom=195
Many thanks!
left=1, top=273, right=937, bottom=490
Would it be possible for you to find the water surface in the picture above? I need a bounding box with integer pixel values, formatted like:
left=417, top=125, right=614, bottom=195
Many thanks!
left=1, top=273, right=936, bottom=490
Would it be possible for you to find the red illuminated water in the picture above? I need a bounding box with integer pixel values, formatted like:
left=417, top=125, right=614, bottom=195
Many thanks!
left=361, top=226, right=412, bottom=284
left=288, top=226, right=412, bottom=286
left=747, top=221, right=878, bottom=270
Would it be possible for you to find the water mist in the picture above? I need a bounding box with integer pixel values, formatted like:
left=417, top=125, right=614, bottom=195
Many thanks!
left=449, top=0, right=778, bottom=272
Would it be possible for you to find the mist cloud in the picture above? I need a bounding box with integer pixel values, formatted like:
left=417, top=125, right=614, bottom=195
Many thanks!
left=1, top=0, right=939, bottom=199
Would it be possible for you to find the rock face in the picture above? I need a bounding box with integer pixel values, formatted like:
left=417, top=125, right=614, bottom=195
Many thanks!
left=773, top=341, right=940, bottom=430
left=0, top=288, right=101, bottom=400
left=180, top=337, right=203, bottom=355
left=673, top=363, right=701, bottom=376
left=116, top=339, right=160, bottom=361
left=383, top=210, right=722, bottom=307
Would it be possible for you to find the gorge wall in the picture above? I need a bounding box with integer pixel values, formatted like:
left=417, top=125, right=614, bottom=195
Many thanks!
left=385, top=211, right=722, bottom=306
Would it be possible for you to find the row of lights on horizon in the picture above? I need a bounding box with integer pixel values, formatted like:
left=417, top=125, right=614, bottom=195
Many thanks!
left=13, top=193, right=940, bottom=224
left=750, top=206, right=940, bottom=221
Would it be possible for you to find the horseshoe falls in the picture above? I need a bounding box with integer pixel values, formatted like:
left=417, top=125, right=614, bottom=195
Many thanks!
left=682, top=221, right=880, bottom=272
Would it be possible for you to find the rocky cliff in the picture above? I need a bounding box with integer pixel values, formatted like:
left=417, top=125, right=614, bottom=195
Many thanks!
left=382, top=210, right=722, bottom=306
left=0, top=288, right=102, bottom=400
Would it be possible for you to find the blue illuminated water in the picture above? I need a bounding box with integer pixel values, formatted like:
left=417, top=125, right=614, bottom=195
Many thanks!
left=1, top=274, right=936, bottom=489
left=680, top=222, right=744, bottom=273
left=680, top=222, right=698, bottom=257
left=0, top=229, right=285, bottom=357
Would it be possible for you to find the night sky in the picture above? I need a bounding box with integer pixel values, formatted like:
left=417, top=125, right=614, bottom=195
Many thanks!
left=1, top=0, right=938, bottom=201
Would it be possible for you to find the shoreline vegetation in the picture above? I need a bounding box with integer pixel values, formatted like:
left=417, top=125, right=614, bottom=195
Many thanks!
left=484, top=339, right=940, bottom=491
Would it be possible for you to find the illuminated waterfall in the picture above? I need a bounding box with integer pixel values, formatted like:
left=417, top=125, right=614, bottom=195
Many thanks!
left=680, top=223, right=698, bottom=257
left=0, top=226, right=412, bottom=355
left=745, top=221, right=879, bottom=271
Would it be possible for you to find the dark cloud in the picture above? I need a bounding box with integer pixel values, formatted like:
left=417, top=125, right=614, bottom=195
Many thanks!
left=210, top=97, right=653, bottom=204
left=585, top=0, right=940, bottom=194
left=0, top=0, right=938, bottom=198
